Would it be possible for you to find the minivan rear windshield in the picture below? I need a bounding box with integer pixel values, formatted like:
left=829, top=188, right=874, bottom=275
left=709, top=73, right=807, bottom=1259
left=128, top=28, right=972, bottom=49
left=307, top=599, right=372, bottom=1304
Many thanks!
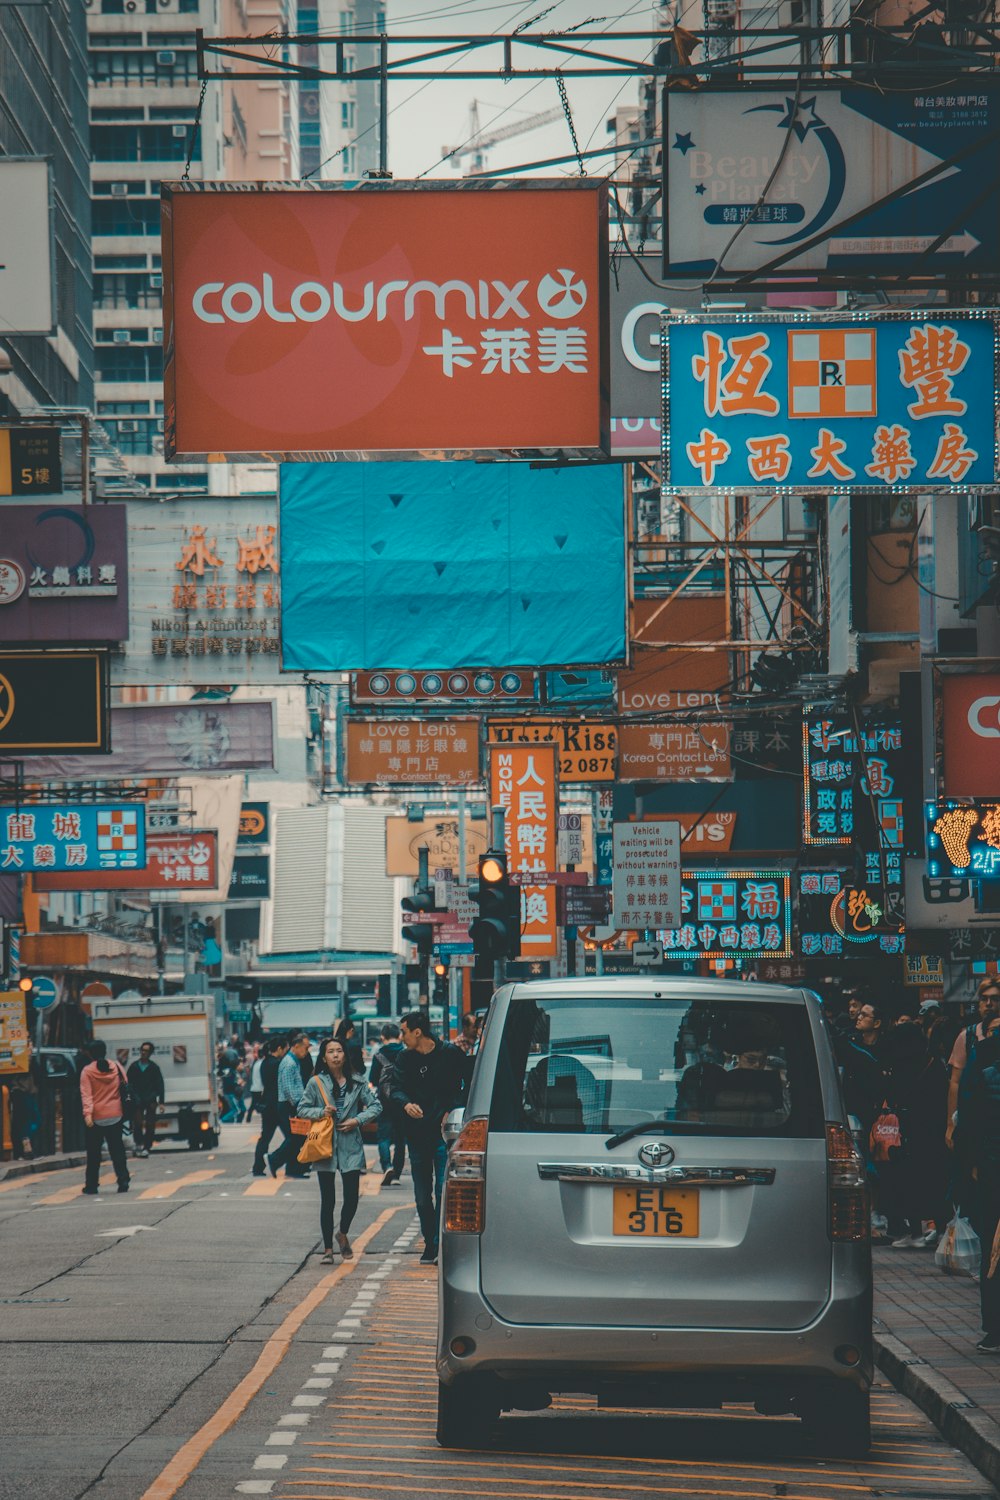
left=489, top=994, right=824, bottom=1138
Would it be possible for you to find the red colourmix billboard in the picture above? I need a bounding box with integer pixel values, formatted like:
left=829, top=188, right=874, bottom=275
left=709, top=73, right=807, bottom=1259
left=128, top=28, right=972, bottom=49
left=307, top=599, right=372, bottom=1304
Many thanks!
left=161, top=180, right=609, bottom=460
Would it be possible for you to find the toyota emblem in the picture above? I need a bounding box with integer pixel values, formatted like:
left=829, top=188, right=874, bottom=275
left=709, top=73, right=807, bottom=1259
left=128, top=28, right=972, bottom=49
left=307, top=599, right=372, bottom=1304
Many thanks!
left=638, top=1141, right=674, bottom=1169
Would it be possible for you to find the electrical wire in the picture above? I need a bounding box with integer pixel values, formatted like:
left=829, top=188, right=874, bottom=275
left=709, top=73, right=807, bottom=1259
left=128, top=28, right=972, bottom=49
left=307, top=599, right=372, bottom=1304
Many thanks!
left=414, top=0, right=650, bottom=179
left=303, top=0, right=559, bottom=183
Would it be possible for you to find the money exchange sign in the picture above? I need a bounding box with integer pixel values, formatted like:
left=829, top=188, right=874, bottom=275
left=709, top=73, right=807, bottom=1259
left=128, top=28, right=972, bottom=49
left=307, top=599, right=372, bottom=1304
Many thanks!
left=665, top=312, right=997, bottom=493
left=490, top=743, right=558, bottom=958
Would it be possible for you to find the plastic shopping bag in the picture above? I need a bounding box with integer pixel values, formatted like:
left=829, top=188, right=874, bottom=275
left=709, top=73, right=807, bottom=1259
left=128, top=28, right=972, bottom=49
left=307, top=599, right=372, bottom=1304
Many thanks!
left=935, top=1213, right=981, bottom=1277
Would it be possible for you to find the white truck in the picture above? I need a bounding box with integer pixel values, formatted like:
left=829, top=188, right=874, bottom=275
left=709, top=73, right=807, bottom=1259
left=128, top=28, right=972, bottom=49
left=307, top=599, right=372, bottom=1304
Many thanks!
left=91, top=993, right=220, bottom=1150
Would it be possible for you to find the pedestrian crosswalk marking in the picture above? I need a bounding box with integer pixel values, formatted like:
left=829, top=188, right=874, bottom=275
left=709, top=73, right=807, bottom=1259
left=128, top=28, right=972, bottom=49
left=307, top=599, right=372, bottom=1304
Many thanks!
left=37, top=1172, right=117, bottom=1205
left=244, top=1176, right=284, bottom=1197
left=138, top=1169, right=225, bottom=1200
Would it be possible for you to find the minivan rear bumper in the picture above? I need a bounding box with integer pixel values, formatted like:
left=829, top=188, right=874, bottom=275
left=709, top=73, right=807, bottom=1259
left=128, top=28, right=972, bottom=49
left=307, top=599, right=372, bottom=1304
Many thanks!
left=437, top=1242, right=873, bottom=1396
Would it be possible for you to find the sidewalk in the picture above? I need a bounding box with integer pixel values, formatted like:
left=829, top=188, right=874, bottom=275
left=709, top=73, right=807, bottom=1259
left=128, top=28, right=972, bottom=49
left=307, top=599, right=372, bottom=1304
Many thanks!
left=875, top=1241, right=1000, bottom=1490
left=0, top=1150, right=86, bottom=1182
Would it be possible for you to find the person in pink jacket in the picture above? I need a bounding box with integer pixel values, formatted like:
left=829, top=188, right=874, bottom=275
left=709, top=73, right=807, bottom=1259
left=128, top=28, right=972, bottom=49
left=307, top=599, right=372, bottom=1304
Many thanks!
left=80, top=1039, right=131, bottom=1194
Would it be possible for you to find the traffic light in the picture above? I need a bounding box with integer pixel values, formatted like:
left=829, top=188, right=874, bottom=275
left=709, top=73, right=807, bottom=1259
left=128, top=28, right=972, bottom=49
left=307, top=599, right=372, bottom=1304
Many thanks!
left=401, top=887, right=437, bottom=955
left=469, top=851, right=521, bottom=962
left=433, top=957, right=450, bottom=1004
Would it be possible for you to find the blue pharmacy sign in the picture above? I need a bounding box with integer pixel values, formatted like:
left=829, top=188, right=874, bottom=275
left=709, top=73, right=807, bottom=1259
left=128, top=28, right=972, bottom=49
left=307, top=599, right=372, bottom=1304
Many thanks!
left=664, top=86, right=1000, bottom=278
left=0, top=805, right=145, bottom=875
left=664, top=311, right=999, bottom=494
left=925, top=801, right=1000, bottom=880
left=660, top=869, right=792, bottom=961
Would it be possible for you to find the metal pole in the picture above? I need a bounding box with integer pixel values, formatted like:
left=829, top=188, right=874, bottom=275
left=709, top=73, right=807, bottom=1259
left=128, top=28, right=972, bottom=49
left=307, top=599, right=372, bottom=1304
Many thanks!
left=457, top=788, right=467, bottom=885
left=417, top=846, right=429, bottom=1004
left=378, top=35, right=389, bottom=174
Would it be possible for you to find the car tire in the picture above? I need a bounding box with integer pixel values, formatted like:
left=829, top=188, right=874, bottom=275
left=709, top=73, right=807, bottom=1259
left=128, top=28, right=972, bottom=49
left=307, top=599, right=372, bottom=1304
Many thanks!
left=800, top=1383, right=871, bottom=1458
left=436, top=1378, right=500, bottom=1449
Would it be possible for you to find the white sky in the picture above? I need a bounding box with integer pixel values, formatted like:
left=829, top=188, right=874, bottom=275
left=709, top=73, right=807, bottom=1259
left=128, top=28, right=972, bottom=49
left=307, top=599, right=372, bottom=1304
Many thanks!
left=354, top=0, right=657, bottom=181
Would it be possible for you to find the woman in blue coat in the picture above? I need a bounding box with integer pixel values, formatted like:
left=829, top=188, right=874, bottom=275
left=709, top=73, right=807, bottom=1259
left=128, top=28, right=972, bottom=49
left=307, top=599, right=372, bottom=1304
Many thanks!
left=296, top=1036, right=381, bottom=1262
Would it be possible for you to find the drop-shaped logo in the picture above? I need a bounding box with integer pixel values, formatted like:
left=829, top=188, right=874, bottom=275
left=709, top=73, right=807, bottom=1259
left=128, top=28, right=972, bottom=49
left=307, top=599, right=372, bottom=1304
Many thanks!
left=537, top=268, right=588, bottom=319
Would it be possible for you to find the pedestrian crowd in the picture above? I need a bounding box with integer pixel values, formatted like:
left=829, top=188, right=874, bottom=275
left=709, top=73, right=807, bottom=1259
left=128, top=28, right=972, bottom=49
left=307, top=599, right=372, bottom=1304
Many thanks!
left=63, top=1008, right=476, bottom=1258
left=832, top=977, right=1000, bottom=1352
left=250, top=1012, right=473, bottom=1266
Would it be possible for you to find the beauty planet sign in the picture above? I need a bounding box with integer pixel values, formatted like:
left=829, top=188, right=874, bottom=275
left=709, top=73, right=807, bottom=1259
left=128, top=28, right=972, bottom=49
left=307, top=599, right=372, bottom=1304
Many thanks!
left=161, top=180, right=609, bottom=461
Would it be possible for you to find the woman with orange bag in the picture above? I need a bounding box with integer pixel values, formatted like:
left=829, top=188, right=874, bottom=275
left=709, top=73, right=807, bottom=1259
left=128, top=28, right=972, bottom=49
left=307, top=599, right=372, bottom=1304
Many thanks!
left=295, top=1036, right=381, bottom=1262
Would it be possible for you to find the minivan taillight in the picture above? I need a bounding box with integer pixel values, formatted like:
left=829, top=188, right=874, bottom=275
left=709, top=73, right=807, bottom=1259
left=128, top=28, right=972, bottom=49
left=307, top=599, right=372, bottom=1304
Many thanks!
left=826, top=1122, right=868, bottom=1242
left=444, top=1116, right=488, bottom=1234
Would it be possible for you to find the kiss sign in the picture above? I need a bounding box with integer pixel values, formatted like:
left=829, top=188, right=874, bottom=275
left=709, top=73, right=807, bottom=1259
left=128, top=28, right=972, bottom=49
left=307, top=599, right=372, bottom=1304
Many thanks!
left=942, top=675, right=1000, bottom=797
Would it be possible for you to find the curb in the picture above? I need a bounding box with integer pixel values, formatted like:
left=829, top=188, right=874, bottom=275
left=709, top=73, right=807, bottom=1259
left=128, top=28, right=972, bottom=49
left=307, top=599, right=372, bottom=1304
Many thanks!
left=0, top=1153, right=86, bottom=1183
left=875, top=1330, right=1000, bottom=1491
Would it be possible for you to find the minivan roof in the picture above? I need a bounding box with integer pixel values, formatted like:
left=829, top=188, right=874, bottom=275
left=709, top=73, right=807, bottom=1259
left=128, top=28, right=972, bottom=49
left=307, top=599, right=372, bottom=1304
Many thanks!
left=505, top=977, right=815, bottom=1005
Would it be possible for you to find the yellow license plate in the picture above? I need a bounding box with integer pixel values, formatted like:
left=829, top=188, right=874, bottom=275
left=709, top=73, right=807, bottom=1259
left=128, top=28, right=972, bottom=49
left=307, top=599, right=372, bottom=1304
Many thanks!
left=612, top=1185, right=700, bottom=1238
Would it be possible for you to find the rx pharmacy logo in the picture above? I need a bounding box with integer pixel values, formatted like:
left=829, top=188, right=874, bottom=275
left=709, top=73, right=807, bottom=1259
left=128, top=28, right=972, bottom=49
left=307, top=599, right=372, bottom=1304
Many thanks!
left=787, top=329, right=877, bottom=417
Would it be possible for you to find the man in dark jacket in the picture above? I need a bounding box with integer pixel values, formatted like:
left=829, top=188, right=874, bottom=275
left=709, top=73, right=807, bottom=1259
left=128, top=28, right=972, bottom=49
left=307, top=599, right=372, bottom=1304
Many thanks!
left=370, top=1022, right=405, bottom=1187
left=127, top=1041, right=165, bottom=1157
left=252, top=1035, right=288, bottom=1177
left=391, top=1010, right=470, bottom=1264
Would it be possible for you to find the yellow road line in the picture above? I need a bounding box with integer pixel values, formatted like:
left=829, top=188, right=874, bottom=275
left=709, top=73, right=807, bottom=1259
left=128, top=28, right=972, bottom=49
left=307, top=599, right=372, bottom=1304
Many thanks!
left=280, top=1477, right=861, bottom=1500
left=303, top=1438, right=969, bottom=1485
left=244, top=1176, right=285, bottom=1197
left=38, top=1172, right=117, bottom=1205
left=139, top=1169, right=225, bottom=1200
left=138, top=1202, right=410, bottom=1500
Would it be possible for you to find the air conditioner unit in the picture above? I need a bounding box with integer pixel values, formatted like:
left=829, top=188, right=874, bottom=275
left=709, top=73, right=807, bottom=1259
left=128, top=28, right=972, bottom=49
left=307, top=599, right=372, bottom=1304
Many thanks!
left=112, top=330, right=131, bottom=344
left=157, top=50, right=176, bottom=65
left=110, top=182, right=128, bottom=197
left=172, top=125, right=187, bottom=138
left=149, top=273, right=162, bottom=289
left=119, top=420, right=138, bottom=433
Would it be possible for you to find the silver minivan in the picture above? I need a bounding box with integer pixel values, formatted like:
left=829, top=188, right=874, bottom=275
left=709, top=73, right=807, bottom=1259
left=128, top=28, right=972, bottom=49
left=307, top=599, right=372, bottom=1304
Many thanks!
left=437, top=977, right=872, bottom=1455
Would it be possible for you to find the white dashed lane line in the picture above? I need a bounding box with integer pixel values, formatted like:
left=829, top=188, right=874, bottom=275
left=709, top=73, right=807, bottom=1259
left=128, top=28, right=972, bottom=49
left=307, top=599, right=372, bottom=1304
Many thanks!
left=234, top=1241, right=412, bottom=1495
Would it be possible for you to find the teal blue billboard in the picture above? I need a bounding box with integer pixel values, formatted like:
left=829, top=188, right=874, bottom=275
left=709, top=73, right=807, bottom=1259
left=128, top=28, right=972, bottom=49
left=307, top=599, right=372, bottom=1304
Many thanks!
left=280, top=461, right=627, bottom=671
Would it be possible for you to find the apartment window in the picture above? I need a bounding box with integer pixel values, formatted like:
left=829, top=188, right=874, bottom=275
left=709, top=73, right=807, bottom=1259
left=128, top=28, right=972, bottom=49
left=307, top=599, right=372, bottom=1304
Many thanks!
left=155, top=472, right=204, bottom=488
left=91, top=125, right=199, bottom=163
left=92, top=199, right=162, bottom=236
left=341, top=100, right=355, bottom=130
left=96, top=347, right=162, bottom=381
left=93, top=271, right=161, bottom=308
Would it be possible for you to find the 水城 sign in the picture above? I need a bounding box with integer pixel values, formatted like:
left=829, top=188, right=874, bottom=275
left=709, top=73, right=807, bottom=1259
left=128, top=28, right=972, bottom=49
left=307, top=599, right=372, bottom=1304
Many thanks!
left=665, top=311, right=997, bottom=492
left=1, top=805, right=145, bottom=873
left=660, top=870, right=792, bottom=960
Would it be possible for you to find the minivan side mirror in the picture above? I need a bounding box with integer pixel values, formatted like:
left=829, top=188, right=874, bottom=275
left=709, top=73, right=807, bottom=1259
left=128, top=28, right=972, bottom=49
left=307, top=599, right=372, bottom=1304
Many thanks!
left=442, top=1107, right=465, bottom=1146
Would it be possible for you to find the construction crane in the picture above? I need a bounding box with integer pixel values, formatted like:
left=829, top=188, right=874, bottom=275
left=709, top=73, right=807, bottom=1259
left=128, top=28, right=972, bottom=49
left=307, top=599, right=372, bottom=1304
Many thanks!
left=441, top=101, right=563, bottom=174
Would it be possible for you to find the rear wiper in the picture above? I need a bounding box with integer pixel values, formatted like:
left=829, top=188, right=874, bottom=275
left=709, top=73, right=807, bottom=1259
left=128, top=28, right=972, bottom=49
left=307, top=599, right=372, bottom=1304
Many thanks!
left=605, top=1118, right=674, bottom=1151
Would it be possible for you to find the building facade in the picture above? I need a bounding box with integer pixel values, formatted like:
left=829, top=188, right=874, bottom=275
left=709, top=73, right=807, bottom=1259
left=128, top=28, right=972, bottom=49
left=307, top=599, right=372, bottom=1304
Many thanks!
left=0, top=0, right=93, bottom=417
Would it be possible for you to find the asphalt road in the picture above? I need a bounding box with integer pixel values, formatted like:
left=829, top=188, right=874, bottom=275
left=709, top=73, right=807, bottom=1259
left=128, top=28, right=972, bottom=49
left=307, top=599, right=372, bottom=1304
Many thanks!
left=0, top=1126, right=994, bottom=1500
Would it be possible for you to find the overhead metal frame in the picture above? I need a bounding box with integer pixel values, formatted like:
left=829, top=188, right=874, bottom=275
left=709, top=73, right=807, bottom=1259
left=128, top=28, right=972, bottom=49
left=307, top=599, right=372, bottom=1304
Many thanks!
left=195, top=25, right=1000, bottom=82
